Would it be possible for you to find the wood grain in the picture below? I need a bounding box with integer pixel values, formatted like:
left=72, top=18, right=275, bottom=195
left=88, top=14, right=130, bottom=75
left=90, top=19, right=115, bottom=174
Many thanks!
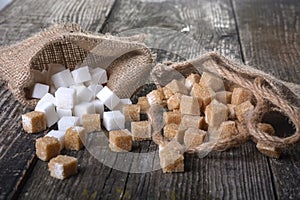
left=233, top=0, right=300, bottom=199
left=0, top=0, right=115, bottom=199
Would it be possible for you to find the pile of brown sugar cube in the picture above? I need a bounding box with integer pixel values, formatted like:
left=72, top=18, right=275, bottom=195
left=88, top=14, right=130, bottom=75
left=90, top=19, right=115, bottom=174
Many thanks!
left=22, top=65, right=278, bottom=178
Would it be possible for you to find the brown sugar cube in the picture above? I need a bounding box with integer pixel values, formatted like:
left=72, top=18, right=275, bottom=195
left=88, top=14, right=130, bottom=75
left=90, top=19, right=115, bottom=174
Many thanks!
left=205, top=99, right=229, bottom=127
left=48, top=155, right=78, bottom=180
left=159, top=140, right=184, bottom=173
left=219, top=121, right=238, bottom=140
left=191, top=83, right=215, bottom=108
left=65, top=126, right=85, bottom=151
left=82, top=114, right=101, bottom=133
left=131, top=121, right=152, bottom=141
left=123, top=104, right=140, bottom=122
left=257, top=123, right=275, bottom=135
left=167, top=93, right=182, bottom=110
left=146, top=88, right=165, bottom=105
left=185, top=73, right=201, bottom=91
left=162, top=87, right=174, bottom=100
left=227, top=104, right=237, bottom=120
left=180, top=115, right=205, bottom=129
left=184, top=128, right=206, bottom=148
left=234, top=100, right=254, bottom=122
left=137, top=97, right=150, bottom=114
left=216, top=91, right=232, bottom=104
left=165, top=79, right=188, bottom=95
left=164, top=123, right=179, bottom=140
left=199, top=72, right=224, bottom=92
left=22, top=111, right=46, bottom=133
left=163, top=111, right=181, bottom=125
left=109, top=129, right=132, bottom=152
left=36, top=137, right=61, bottom=161
left=231, top=87, right=253, bottom=105
left=180, top=95, right=200, bottom=116
left=256, top=141, right=281, bottom=158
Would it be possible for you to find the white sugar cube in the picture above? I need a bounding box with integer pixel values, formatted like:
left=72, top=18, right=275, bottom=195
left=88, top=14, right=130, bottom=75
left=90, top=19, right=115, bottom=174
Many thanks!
left=88, top=67, right=107, bottom=85
left=46, top=130, right=66, bottom=150
left=56, top=108, right=72, bottom=119
left=35, top=101, right=58, bottom=127
left=51, top=69, right=75, bottom=88
left=103, top=111, right=125, bottom=131
left=71, top=66, right=91, bottom=84
left=57, top=116, right=80, bottom=131
left=31, top=83, right=49, bottom=99
left=96, top=86, right=120, bottom=110
left=92, top=100, right=104, bottom=119
left=113, top=98, right=132, bottom=111
left=55, top=87, right=76, bottom=109
left=88, top=84, right=103, bottom=98
left=74, top=86, right=93, bottom=103
left=36, top=93, right=56, bottom=107
left=73, top=102, right=96, bottom=122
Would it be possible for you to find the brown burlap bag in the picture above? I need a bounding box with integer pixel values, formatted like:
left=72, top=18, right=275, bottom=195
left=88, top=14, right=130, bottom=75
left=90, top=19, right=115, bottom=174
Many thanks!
left=151, top=52, right=300, bottom=152
left=0, top=24, right=153, bottom=108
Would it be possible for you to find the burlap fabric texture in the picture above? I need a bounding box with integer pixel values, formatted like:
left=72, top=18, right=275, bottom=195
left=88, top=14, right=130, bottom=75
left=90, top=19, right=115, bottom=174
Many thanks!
left=0, top=24, right=153, bottom=108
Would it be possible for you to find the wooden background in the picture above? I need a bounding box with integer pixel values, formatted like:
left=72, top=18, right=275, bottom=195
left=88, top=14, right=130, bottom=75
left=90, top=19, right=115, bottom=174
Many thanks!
left=0, top=0, right=299, bottom=199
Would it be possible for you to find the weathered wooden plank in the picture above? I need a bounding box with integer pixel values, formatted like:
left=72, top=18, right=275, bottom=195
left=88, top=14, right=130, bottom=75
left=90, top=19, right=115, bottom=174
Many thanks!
left=0, top=0, right=115, bottom=199
left=233, top=0, right=300, bottom=199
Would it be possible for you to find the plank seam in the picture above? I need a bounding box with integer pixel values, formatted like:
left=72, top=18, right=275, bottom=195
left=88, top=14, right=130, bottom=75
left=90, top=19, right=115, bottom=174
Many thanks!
left=267, top=158, right=279, bottom=200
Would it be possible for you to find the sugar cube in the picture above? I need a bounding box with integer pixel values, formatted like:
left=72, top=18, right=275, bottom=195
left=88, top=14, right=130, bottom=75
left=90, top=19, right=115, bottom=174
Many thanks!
left=36, top=137, right=61, bottom=161
left=109, top=129, right=132, bottom=152
left=37, top=93, right=56, bottom=107
left=31, top=83, right=49, bottom=99
left=22, top=111, right=46, bottom=134
left=163, top=111, right=181, bottom=125
left=219, top=121, right=238, bottom=140
left=56, top=108, right=72, bottom=119
left=227, top=104, right=236, bottom=120
left=48, top=155, right=78, bottom=180
left=103, top=111, right=125, bottom=131
left=122, top=104, right=140, bottom=122
left=71, top=66, right=91, bottom=84
left=88, top=84, right=103, bottom=98
left=113, top=98, right=132, bottom=111
left=162, top=87, right=174, bottom=100
left=88, top=67, right=107, bottom=85
left=73, top=102, right=96, bottom=121
left=58, top=116, right=80, bottom=131
left=184, top=128, right=206, bottom=148
left=55, top=87, right=76, bottom=109
left=167, top=93, right=182, bottom=111
left=205, top=99, right=228, bottom=127
left=65, top=126, right=85, bottom=150
left=82, top=114, right=101, bottom=133
left=74, top=85, right=93, bottom=102
left=199, top=72, right=224, bottom=92
left=137, top=97, right=150, bottom=114
left=163, top=123, right=179, bottom=140
left=216, top=91, right=232, bottom=104
left=51, top=69, right=75, bottom=88
left=131, top=121, right=152, bottom=141
left=231, top=87, right=253, bottom=105
left=180, top=95, right=200, bottom=116
left=257, top=123, right=275, bottom=135
left=256, top=141, right=280, bottom=158
left=159, top=140, right=184, bottom=173
left=146, top=88, right=165, bottom=105
left=190, top=83, right=216, bottom=108
left=35, top=101, right=58, bottom=127
left=180, top=115, right=205, bottom=129
left=185, top=73, right=201, bottom=91
left=92, top=100, right=104, bottom=118
left=234, top=100, right=254, bottom=122
left=166, top=79, right=188, bottom=95
left=46, top=130, right=66, bottom=150
left=96, top=86, right=120, bottom=110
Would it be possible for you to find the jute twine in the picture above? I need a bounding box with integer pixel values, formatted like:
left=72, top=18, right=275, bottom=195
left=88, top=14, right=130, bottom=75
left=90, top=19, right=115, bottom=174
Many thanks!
left=151, top=52, right=300, bottom=151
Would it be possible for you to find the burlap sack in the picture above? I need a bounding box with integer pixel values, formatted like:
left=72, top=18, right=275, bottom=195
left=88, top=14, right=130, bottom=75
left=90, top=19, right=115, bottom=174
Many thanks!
left=151, top=52, right=300, bottom=151
left=0, top=24, right=153, bottom=108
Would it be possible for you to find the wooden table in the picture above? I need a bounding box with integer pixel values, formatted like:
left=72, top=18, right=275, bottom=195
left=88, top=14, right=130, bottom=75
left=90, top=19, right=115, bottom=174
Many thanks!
left=0, top=0, right=299, bottom=199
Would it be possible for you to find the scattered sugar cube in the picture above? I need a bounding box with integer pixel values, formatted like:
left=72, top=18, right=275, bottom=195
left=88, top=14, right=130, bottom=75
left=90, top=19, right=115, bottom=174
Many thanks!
left=74, top=85, right=93, bottom=103
left=219, top=121, right=238, bottom=140
left=131, top=121, right=152, bottom=141
left=146, top=88, right=165, bottom=105
left=48, top=155, right=78, bottom=180
left=56, top=108, right=72, bottom=119
left=96, top=86, right=121, bottom=110
left=162, top=87, right=174, bottom=100
left=65, top=126, right=85, bottom=150
left=51, top=69, right=75, bottom=88
left=163, top=111, right=181, bottom=125
left=58, top=116, right=80, bottom=131
left=137, top=97, right=150, bottom=114
left=31, top=83, right=50, bottom=99
left=82, top=114, right=101, bottom=133
left=113, top=98, right=132, bottom=111
left=92, top=100, right=104, bottom=118
left=190, top=83, right=216, bottom=108
left=227, top=104, right=236, bottom=120
left=257, top=123, right=275, bottom=135
left=205, top=99, right=228, bottom=127
left=216, top=91, right=232, bottom=104
left=165, top=79, right=188, bottom=95
left=73, top=102, right=96, bottom=122
left=231, top=87, right=253, bottom=105
left=71, top=66, right=91, bottom=84
left=36, top=137, right=61, bottom=161
left=88, top=84, right=103, bottom=98
left=167, top=93, right=182, bottom=111
left=123, top=104, right=140, bottom=122
left=185, top=73, right=200, bottom=91
left=163, top=123, right=179, bottom=140
left=234, top=100, right=254, bottom=122
left=256, top=141, right=280, bottom=158
left=184, top=128, right=206, bottom=148
left=103, top=111, right=125, bottom=131
left=109, top=129, right=132, bottom=152
left=37, top=93, right=56, bottom=107
left=22, top=111, right=46, bottom=133
left=88, top=67, right=107, bottom=85
left=46, top=130, right=66, bottom=150
left=199, top=72, right=224, bottom=92
left=159, top=140, right=184, bottom=173
left=35, top=101, right=59, bottom=127
left=180, top=95, right=200, bottom=116
left=55, top=87, right=76, bottom=109
left=180, top=115, right=205, bottom=129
